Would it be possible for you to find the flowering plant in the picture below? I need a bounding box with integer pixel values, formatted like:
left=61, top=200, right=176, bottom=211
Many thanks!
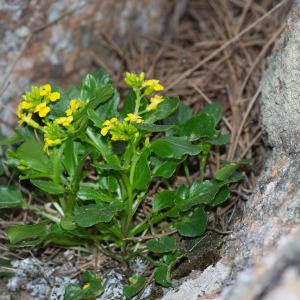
left=1, top=70, right=248, bottom=298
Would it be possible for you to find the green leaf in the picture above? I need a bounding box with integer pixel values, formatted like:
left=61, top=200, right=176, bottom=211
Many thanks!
left=151, top=137, right=201, bottom=159
left=176, top=207, right=208, bottom=237
left=144, top=96, right=180, bottom=123
left=215, top=159, right=253, bottom=181
left=63, top=140, right=82, bottom=178
left=164, top=102, right=193, bottom=125
left=175, top=180, right=221, bottom=211
left=87, top=86, right=119, bottom=126
left=51, top=86, right=80, bottom=117
left=0, top=186, right=23, bottom=209
left=120, top=91, right=136, bottom=117
left=153, top=191, right=176, bottom=213
left=211, top=186, right=230, bottom=207
left=5, top=221, right=48, bottom=245
left=64, top=284, right=82, bottom=300
left=133, top=149, right=151, bottom=190
left=86, top=128, right=121, bottom=168
left=77, top=186, right=112, bottom=202
left=123, top=275, right=147, bottom=299
left=0, top=133, right=23, bottom=146
left=99, top=176, right=119, bottom=192
left=214, top=162, right=239, bottom=181
left=152, top=158, right=179, bottom=179
left=74, top=200, right=122, bottom=227
left=154, top=251, right=184, bottom=287
left=147, top=236, right=177, bottom=254
left=0, top=256, right=14, bottom=278
left=135, top=123, right=174, bottom=133
left=178, top=113, right=217, bottom=141
left=16, top=140, right=52, bottom=173
left=30, top=179, right=64, bottom=195
left=154, top=264, right=171, bottom=288
left=207, top=133, right=230, bottom=145
left=201, top=103, right=223, bottom=125
left=64, top=271, right=103, bottom=300
left=80, top=71, right=113, bottom=103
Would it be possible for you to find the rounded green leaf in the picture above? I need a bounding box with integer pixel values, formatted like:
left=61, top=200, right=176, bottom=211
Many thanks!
left=99, top=176, right=119, bottom=192
left=123, top=275, right=147, bottom=299
left=0, top=186, right=23, bottom=209
left=74, top=200, right=122, bottom=227
left=146, top=236, right=177, bottom=254
left=211, top=186, right=230, bottom=207
left=177, top=112, right=217, bottom=141
left=153, top=191, right=176, bottom=213
left=201, top=103, right=223, bottom=125
left=144, top=96, right=180, bottom=123
left=151, top=137, right=201, bottom=159
left=176, top=207, right=208, bottom=237
left=154, top=264, right=171, bottom=287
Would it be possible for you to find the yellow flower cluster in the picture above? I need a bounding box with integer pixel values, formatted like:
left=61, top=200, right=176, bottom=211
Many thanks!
left=54, top=99, right=82, bottom=128
left=44, top=99, right=82, bottom=152
left=16, top=84, right=84, bottom=154
left=124, top=113, right=144, bottom=123
left=17, top=84, right=61, bottom=127
left=143, top=79, right=164, bottom=92
left=124, top=72, right=165, bottom=112
left=100, top=114, right=143, bottom=141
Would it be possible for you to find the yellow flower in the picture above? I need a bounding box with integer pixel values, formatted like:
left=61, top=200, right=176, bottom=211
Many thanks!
left=146, top=95, right=164, bottom=111
left=18, top=113, right=39, bottom=128
left=54, top=116, right=73, bottom=127
left=16, top=101, right=33, bottom=117
left=40, top=84, right=52, bottom=96
left=100, top=117, right=118, bottom=136
left=66, top=99, right=81, bottom=116
left=124, top=113, right=144, bottom=123
left=103, top=117, right=118, bottom=127
left=49, top=92, right=60, bottom=102
left=43, top=138, right=62, bottom=154
left=100, top=126, right=110, bottom=136
left=143, top=79, right=164, bottom=92
left=35, top=102, right=51, bottom=118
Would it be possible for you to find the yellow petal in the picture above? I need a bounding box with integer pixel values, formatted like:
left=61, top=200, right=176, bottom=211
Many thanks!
left=49, top=92, right=60, bottom=102
left=100, top=126, right=110, bottom=136
left=20, top=101, right=33, bottom=109
left=65, top=108, right=73, bottom=116
left=38, top=106, right=50, bottom=118
left=40, top=84, right=52, bottom=96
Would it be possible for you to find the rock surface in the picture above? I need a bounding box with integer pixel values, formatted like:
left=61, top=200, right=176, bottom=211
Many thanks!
left=162, top=2, right=300, bottom=300
left=0, top=0, right=175, bottom=131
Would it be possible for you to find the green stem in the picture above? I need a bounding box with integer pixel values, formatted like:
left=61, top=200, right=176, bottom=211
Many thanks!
left=183, top=160, right=191, bottom=185
left=134, top=89, right=142, bottom=114
left=52, top=145, right=64, bottom=185
left=23, top=203, right=60, bottom=223
left=199, top=144, right=211, bottom=181
left=122, top=174, right=133, bottom=237
left=128, top=210, right=173, bottom=237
